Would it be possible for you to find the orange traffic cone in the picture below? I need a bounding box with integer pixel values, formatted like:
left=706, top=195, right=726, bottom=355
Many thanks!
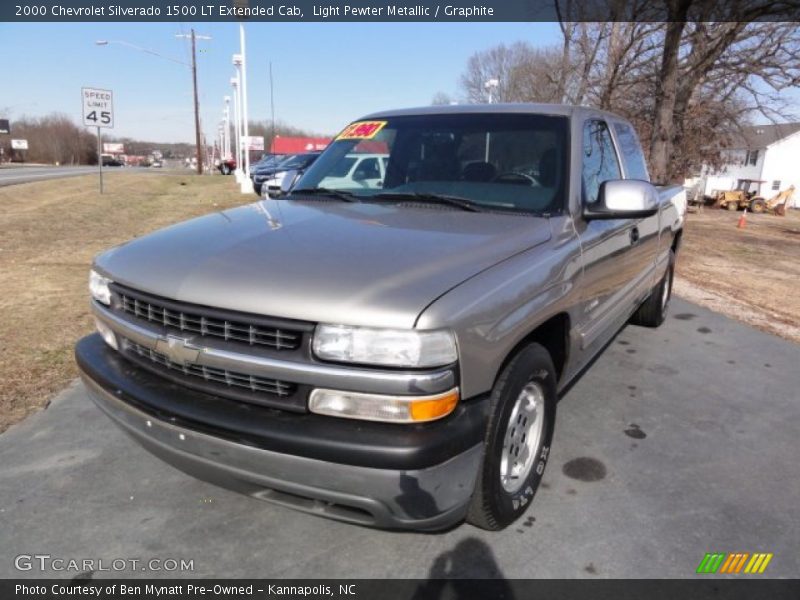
left=737, top=208, right=747, bottom=229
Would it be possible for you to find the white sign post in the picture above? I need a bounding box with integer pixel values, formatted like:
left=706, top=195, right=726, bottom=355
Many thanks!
left=82, top=87, right=114, bottom=193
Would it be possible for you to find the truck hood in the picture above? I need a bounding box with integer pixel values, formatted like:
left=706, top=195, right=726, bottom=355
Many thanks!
left=96, top=198, right=551, bottom=328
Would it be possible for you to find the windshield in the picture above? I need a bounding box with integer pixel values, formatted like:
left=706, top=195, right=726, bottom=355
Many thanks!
left=280, top=153, right=319, bottom=170
left=292, top=113, right=569, bottom=214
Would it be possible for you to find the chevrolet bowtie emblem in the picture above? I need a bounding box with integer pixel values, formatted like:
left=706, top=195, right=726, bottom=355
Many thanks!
left=155, top=335, right=202, bottom=366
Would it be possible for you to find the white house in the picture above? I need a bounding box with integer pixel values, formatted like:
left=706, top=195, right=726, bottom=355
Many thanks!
left=698, top=123, right=800, bottom=203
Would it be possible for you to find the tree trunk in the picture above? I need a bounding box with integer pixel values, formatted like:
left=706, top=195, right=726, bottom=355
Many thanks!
left=648, top=3, right=690, bottom=183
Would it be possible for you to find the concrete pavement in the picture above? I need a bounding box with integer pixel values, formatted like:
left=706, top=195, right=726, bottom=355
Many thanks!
left=0, top=165, right=102, bottom=187
left=1, top=298, right=798, bottom=579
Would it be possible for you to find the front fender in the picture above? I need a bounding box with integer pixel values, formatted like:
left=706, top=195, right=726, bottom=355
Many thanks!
left=416, top=220, right=583, bottom=398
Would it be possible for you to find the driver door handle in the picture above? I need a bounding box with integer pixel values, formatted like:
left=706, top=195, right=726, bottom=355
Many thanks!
left=630, top=226, right=640, bottom=245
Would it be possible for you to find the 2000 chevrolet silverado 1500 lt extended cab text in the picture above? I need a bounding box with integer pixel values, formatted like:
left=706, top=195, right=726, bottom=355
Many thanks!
left=76, top=104, right=684, bottom=531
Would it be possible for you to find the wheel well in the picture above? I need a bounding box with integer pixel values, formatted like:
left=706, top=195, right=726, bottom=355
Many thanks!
left=499, top=313, right=570, bottom=384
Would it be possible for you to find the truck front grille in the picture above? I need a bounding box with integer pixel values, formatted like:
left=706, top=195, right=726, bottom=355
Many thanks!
left=114, top=285, right=303, bottom=351
left=122, top=338, right=298, bottom=402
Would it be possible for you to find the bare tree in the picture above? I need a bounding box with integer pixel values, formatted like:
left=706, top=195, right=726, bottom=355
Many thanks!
left=431, top=92, right=455, bottom=105
left=555, top=0, right=800, bottom=181
left=6, top=114, right=97, bottom=165
left=460, top=42, right=564, bottom=104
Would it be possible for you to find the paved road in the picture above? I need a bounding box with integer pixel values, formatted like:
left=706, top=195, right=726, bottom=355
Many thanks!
left=1, top=299, right=797, bottom=579
left=0, top=165, right=102, bottom=187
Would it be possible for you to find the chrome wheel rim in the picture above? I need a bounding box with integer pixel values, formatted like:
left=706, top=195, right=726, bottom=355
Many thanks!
left=661, top=268, right=672, bottom=311
left=500, top=381, right=546, bottom=493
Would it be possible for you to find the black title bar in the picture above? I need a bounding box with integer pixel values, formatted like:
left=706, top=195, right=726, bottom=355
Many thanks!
left=4, top=0, right=800, bottom=22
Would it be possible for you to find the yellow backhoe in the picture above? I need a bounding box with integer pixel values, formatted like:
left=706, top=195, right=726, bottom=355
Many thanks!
left=764, top=185, right=795, bottom=216
left=714, top=179, right=767, bottom=212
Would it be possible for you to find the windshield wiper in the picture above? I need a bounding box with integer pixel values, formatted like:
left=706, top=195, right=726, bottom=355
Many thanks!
left=290, top=187, right=359, bottom=202
left=370, top=192, right=486, bottom=213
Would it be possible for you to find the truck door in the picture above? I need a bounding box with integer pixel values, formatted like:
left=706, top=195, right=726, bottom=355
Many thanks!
left=611, top=121, right=661, bottom=300
left=574, top=119, right=640, bottom=358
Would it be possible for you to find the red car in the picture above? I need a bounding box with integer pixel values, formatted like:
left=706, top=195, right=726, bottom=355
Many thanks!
left=217, top=158, right=236, bottom=175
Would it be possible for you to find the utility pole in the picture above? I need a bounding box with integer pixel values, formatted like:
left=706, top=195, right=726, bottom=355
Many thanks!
left=175, top=29, right=211, bottom=175
left=190, top=29, right=202, bottom=174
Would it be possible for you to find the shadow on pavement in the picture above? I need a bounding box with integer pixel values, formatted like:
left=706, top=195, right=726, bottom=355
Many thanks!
left=412, top=537, right=514, bottom=599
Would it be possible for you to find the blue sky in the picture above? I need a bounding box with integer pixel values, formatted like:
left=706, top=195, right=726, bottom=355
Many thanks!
left=0, top=22, right=561, bottom=143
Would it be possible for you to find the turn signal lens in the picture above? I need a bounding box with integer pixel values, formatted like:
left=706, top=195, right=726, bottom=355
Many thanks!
left=309, top=388, right=459, bottom=423
left=94, top=317, right=118, bottom=350
left=409, top=391, right=459, bottom=422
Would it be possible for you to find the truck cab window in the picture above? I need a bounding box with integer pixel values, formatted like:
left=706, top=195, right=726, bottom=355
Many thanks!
left=582, top=120, right=621, bottom=205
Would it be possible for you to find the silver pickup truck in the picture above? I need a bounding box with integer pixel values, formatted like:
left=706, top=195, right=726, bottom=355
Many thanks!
left=76, top=104, right=684, bottom=531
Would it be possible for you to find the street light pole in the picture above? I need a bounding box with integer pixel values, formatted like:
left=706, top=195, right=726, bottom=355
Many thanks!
left=484, top=78, right=499, bottom=162
left=239, top=23, right=251, bottom=191
left=223, top=97, right=231, bottom=160
left=269, top=61, right=276, bottom=152
left=230, top=75, right=241, bottom=181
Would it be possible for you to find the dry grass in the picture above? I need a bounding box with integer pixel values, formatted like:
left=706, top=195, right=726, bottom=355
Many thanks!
left=674, top=207, right=800, bottom=342
left=0, top=171, right=250, bottom=433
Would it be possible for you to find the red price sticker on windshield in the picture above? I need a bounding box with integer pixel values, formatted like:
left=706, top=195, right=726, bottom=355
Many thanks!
left=336, top=121, right=387, bottom=141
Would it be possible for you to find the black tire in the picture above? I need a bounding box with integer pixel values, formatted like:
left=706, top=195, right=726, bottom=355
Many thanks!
left=750, top=198, right=766, bottom=213
left=253, top=183, right=262, bottom=196
left=467, top=343, right=557, bottom=531
left=221, top=164, right=231, bottom=175
left=630, top=249, right=675, bottom=328
left=726, top=201, right=739, bottom=211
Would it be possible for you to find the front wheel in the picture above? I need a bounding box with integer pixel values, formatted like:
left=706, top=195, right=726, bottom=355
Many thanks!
left=750, top=197, right=766, bottom=213
left=467, top=343, right=557, bottom=530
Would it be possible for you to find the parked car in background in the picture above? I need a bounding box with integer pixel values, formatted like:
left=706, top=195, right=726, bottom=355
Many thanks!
left=101, top=156, right=124, bottom=167
left=253, top=152, right=320, bottom=196
left=78, top=104, right=684, bottom=532
left=248, top=154, right=287, bottom=186
left=252, top=153, right=286, bottom=170
left=217, top=158, right=236, bottom=175
left=315, top=153, right=389, bottom=190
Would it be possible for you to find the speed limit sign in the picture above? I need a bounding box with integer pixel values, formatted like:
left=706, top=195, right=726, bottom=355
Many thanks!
left=82, top=87, right=114, bottom=128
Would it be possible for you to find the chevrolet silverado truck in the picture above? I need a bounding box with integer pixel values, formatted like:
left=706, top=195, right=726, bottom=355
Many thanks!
left=76, top=104, right=684, bottom=531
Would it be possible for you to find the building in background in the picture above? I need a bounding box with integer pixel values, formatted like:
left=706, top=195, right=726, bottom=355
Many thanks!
left=696, top=123, right=800, bottom=204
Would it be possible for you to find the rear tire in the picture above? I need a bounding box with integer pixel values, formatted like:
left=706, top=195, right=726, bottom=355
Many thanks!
left=630, top=249, right=675, bottom=328
left=221, top=164, right=231, bottom=175
left=253, top=183, right=262, bottom=196
left=467, top=343, right=556, bottom=531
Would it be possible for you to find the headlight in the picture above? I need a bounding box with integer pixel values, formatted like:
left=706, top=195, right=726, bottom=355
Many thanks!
left=309, top=388, right=459, bottom=423
left=89, top=269, right=112, bottom=305
left=312, top=324, right=458, bottom=368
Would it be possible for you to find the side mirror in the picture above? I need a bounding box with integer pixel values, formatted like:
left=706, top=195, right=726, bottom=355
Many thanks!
left=276, top=169, right=301, bottom=197
left=584, top=179, right=659, bottom=220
